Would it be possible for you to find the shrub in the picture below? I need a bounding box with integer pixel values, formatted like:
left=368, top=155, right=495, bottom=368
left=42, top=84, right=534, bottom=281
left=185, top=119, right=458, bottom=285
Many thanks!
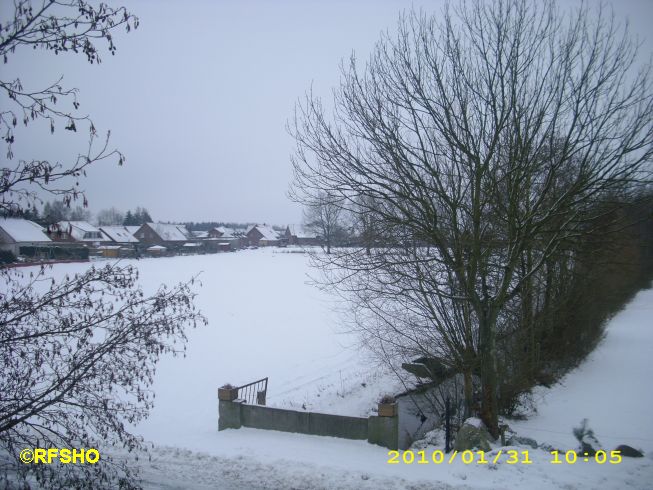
left=0, top=250, right=16, bottom=264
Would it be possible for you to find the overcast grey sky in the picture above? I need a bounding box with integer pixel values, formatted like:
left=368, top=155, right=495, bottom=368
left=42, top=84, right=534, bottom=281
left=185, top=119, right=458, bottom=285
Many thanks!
left=3, top=0, right=652, bottom=225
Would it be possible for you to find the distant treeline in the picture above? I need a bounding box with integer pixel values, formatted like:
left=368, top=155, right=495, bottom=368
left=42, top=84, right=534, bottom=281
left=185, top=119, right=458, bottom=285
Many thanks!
left=182, top=222, right=286, bottom=232
left=183, top=222, right=250, bottom=231
left=3, top=203, right=288, bottom=233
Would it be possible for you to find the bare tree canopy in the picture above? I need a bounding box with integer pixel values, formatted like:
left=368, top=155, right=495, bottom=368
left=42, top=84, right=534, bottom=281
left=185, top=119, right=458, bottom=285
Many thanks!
left=96, top=206, right=124, bottom=226
left=290, top=0, right=653, bottom=436
left=302, top=191, right=344, bottom=254
left=0, top=265, right=206, bottom=487
left=0, top=0, right=138, bottom=214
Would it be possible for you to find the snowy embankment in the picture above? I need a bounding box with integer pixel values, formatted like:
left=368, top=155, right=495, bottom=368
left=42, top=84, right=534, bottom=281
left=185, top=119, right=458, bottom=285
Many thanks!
left=24, top=250, right=653, bottom=488
left=509, top=287, right=653, bottom=454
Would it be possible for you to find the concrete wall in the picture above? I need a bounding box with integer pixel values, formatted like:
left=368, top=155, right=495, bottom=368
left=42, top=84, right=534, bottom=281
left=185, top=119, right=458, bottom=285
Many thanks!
left=219, top=399, right=398, bottom=449
left=241, top=404, right=310, bottom=434
left=368, top=415, right=399, bottom=450
left=308, top=411, right=368, bottom=440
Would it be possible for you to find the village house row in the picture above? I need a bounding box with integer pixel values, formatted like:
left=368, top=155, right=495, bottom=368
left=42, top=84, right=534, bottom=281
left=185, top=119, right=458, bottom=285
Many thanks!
left=0, top=218, right=319, bottom=262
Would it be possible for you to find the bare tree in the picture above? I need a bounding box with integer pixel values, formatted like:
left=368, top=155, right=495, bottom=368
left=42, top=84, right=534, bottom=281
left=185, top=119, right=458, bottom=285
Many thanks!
left=42, top=199, right=71, bottom=224
left=290, top=0, right=653, bottom=436
left=350, top=194, right=381, bottom=255
left=302, top=191, right=344, bottom=254
left=0, top=2, right=207, bottom=488
left=0, top=0, right=137, bottom=213
left=0, top=265, right=206, bottom=488
left=69, top=204, right=92, bottom=221
left=96, top=206, right=125, bottom=226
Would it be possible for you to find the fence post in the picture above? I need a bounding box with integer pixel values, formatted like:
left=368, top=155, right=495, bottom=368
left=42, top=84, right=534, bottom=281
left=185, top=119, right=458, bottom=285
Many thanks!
left=445, top=397, right=451, bottom=453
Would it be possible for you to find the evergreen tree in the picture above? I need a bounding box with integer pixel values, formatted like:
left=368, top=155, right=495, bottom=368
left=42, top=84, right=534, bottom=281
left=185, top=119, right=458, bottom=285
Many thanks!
left=22, top=206, right=40, bottom=222
left=140, top=208, right=152, bottom=223
left=123, top=210, right=135, bottom=226
left=132, top=207, right=152, bottom=225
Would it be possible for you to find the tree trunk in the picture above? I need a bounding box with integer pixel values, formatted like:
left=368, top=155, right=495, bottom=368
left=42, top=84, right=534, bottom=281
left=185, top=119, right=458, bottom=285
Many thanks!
left=522, top=249, right=535, bottom=383
left=479, top=308, right=499, bottom=438
left=463, top=366, right=473, bottom=419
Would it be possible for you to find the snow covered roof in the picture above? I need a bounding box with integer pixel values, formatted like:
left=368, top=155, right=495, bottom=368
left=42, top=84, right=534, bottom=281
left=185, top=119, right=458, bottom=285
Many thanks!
left=214, top=226, right=236, bottom=238
left=183, top=242, right=202, bottom=247
left=191, top=230, right=209, bottom=239
left=0, top=218, right=51, bottom=243
left=62, top=221, right=96, bottom=232
left=286, top=224, right=315, bottom=239
left=147, top=245, right=167, bottom=251
left=124, top=225, right=140, bottom=235
left=99, top=226, right=139, bottom=243
left=57, top=221, right=109, bottom=242
left=146, top=223, right=189, bottom=242
left=247, top=224, right=280, bottom=241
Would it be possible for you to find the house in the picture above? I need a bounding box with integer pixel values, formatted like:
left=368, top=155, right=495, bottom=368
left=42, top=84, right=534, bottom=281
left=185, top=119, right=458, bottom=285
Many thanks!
left=283, top=225, right=321, bottom=246
left=181, top=242, right=203, bottom=255
left=231, top=226, right=248, bottom=238
left=191, top=230, right=209, bottom=239
left=133, top=222, right=189, bottom=251
left=124, top=225, right=141, bottom=236
left=246, top=224, right=281, bottom=247
left=217, top=242, right=232, bottom=252
left=206, top=226, right=243, bottom=250
left=50, top=221, right=110, bottom=244
left=208, top=226, right=233, bottom=238
left=98, top=225, right=140, bottom=258
left=99, top=226, right=140, bottom=245
left=0, top=218, right=52, bottom=256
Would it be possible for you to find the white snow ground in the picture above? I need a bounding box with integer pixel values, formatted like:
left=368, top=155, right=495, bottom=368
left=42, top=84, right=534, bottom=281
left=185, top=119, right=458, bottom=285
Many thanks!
left=9, top=249, right=653, bottom=488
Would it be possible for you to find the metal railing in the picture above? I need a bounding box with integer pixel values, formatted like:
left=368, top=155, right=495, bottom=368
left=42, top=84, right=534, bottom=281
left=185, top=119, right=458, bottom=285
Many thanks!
left=237, top=377, right=268, bottom=405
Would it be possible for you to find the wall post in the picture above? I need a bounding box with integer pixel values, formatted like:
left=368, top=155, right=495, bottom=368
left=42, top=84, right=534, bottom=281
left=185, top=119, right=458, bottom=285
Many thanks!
left=367, top=414, right=399, bottom=450
left=218, top=399, right=243, bottom=430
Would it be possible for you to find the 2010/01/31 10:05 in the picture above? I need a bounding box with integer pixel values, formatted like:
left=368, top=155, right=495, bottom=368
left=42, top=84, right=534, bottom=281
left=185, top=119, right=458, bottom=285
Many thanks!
left=386, top=449, right=623, bottom=465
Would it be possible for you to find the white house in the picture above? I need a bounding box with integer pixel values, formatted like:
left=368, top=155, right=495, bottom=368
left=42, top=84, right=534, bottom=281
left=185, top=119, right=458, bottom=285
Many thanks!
left=245, top=224, right=281, bottom=247
left=0, top=218, right=51, bottom=255
left=53, top=221, right=110, bottom=244
left=133, top=222, right=189, bottom=248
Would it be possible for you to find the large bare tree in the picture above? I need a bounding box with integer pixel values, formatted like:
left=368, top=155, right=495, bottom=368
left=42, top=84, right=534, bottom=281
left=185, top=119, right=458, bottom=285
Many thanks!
left=290, top=0, right=653, bottom=436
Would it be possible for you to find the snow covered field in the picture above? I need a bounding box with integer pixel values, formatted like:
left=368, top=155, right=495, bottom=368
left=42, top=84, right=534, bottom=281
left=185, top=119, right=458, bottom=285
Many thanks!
left=18, top=249, right=653, bottom=488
